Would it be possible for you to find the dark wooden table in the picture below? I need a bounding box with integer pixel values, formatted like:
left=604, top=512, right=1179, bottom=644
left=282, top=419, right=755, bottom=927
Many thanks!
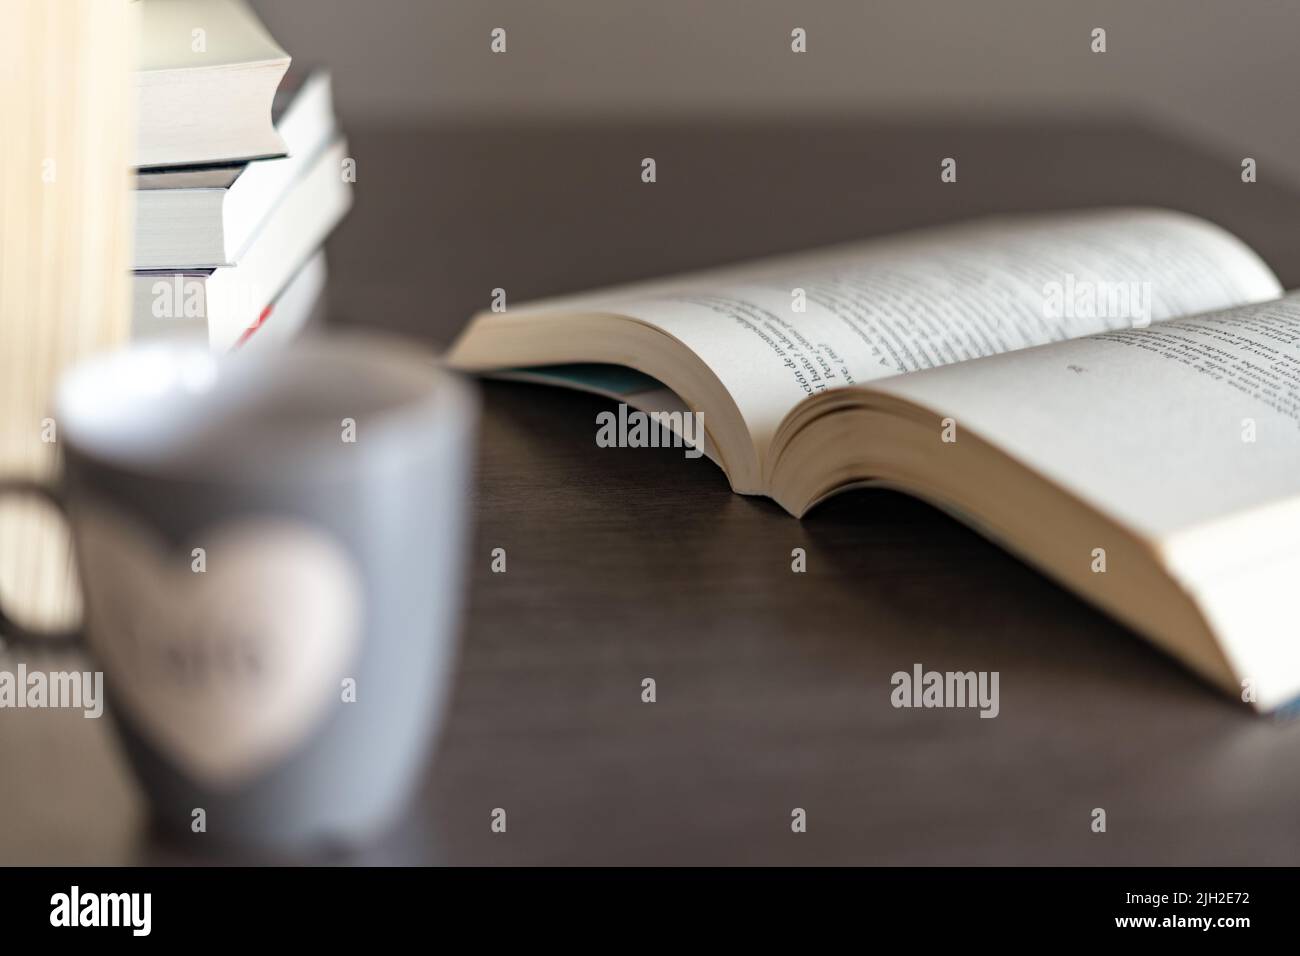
left=6, top=119, right=1300, bottom=865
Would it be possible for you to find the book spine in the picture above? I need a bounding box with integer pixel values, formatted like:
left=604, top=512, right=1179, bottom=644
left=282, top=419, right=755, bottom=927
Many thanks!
left=0, top=0, right=137, bottom=631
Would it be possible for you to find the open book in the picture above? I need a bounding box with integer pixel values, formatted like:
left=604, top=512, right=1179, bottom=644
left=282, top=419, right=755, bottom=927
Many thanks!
left=447, top=209, right=1300, bottom=711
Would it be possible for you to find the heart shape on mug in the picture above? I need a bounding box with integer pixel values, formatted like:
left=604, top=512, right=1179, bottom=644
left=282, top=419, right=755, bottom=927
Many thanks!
left=75, top=506, right=363, bottom=789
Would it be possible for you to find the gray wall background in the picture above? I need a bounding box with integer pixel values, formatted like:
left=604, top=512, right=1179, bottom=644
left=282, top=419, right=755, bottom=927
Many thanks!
left=251, top=0, right=1300, bottom=184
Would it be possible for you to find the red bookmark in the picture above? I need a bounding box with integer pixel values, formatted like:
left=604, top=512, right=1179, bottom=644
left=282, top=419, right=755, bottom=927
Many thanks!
left=234, top=304, right=274, bottom=349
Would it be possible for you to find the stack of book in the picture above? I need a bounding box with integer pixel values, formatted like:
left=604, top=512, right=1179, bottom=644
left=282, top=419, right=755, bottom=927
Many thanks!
left=132, top=0, right=351, bottom=351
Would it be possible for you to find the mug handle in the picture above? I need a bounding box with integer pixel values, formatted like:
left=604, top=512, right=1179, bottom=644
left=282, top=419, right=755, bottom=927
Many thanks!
left=0, top=478, right=83, bottom=649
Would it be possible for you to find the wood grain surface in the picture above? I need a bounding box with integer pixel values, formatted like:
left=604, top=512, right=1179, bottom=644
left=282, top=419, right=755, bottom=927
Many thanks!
left=4, top=119, right=1300, bottom=865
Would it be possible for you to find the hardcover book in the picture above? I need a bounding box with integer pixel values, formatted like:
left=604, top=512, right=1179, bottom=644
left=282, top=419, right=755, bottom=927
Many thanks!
left=136, top=0, right=290, bottom=169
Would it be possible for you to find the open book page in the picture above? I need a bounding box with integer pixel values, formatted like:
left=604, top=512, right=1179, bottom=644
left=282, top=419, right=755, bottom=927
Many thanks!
left=866, top=293, right=1300, bottom=706
left=869, top=292, right=1300, bottom=542
left=509, top=209, right=1280, bottom=470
